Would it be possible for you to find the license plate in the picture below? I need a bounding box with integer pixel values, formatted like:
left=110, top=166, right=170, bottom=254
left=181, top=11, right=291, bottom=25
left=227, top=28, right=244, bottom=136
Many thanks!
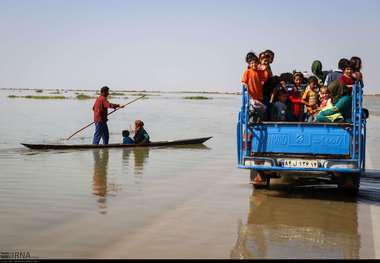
left=281, top=159, right=319, bottom=168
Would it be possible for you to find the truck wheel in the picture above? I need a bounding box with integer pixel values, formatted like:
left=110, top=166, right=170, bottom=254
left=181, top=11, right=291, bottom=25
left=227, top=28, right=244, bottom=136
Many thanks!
left=337, top=173, right=360, bottom=196
left=250, top=170, right=270, bottom=189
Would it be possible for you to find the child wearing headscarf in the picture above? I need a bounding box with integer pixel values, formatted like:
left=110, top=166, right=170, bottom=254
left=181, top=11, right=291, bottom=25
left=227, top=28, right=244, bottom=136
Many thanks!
left=311, top=60, right=325, bottom=86
left=133, top=120, right=150, bottom=144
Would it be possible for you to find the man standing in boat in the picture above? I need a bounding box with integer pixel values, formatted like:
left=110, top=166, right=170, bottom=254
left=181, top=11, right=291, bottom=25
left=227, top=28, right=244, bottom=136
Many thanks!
left=92, top=86, right=120, bottom=145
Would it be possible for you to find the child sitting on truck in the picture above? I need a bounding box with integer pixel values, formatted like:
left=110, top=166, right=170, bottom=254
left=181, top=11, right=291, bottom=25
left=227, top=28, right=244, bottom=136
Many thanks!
left=309, top=86, right=336, bottom=121
left=316, top=80, right=349, bottom=123
left=271, top=88, right=289, bottom=121
left=319, top=86, right=332, bottom=109
left=339, top=61, right=355, bottom=93
left=302, top=76, right=319, bottom=122
left=257, top=52, right=272, bottom=86
left=288, top=72, right=305, bottom=121
left=241, top=52, right=266, bottom=122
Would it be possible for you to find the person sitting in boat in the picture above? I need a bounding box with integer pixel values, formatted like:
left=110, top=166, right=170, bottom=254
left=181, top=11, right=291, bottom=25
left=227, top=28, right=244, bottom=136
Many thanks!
left=122, top=130, right=135, bottom=145
left=92, top=86, right=120, bottom=145
left=133, top=120, right=150, bottom=144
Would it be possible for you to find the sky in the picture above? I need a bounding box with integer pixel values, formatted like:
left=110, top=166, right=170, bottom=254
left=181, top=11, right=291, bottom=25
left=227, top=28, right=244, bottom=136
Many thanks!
left=0, top=0, right=379, bottom=94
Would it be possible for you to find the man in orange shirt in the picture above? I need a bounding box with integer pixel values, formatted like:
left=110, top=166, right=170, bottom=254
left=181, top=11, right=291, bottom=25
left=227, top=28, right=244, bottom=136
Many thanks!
left=241, top=52, right=266, bottom=119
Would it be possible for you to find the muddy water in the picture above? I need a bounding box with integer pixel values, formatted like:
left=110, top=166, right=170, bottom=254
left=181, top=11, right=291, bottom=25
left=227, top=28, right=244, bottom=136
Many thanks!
left=0, top=90, right=379, bottom=259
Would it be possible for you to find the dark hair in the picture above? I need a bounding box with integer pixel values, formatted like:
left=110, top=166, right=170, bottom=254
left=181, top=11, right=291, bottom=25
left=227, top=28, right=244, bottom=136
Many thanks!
left=293, top=72, right=304, bottom=81
left=279, top=72, right=293, bottom=83
left=262, top=76, right=279, bottom=96
left=260, top=53, right=271, bottom=60
left=308, top=76, right=318, bottom=84
left=100, top=86, right=109, bottom=94
left=350, top=56, right=362, bottom=71
left=342, top=60, right=355, bottom=71
left=338, top=58, right=350, bottom=71
left=277, top=88, right=288, bottom=98
left=245, top=52, right=258, bottom=64
left=122, top=130, right=130, bottom=137
left=264, top=49, right=274, bottom=56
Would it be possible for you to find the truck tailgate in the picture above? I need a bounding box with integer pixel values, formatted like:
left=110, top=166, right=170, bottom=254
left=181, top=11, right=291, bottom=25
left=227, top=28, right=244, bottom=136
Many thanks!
left=251, top=123, right=352, bottom=155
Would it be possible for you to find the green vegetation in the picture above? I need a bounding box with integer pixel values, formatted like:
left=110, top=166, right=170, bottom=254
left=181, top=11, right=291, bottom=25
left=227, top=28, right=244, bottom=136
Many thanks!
left=8, top=95, right=66, bottom=99
left=183, top=96, right=212, bottom=100
left=110, top=92, right=125, bottom=96
left=25, top=95, right=66, bottom=99
left=76, top=94, right=93, bottom=100
left=129, top=93, right=159, bottom=97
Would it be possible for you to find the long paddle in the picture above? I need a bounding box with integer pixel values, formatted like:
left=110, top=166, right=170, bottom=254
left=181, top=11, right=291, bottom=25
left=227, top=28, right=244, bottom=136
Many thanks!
left=66, top=95, right=146, bottom=140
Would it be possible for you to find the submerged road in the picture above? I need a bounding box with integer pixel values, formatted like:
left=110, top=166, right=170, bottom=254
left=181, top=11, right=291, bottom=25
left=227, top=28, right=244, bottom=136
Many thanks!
left=2, top=104, right=380, bottom=259
left=96, top=117, right=380, bottom=259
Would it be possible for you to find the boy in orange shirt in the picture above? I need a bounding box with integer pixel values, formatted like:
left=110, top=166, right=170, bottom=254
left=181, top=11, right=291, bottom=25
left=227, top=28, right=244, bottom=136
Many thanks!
left=241, top=52, right=266, bottom=121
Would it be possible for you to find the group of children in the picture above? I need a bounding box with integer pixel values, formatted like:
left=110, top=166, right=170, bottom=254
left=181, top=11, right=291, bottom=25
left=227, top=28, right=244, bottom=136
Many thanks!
left=271, top=75, right=335, bottom=122
left=122, top=119, right=150, bottom=145
left=241, top=51, right=363, bottom=123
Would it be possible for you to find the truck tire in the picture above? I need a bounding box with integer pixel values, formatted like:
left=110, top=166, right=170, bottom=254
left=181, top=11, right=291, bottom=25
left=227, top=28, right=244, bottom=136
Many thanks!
left=337, top=172, right=360, bottom=196
left=250, top=170, right=270, bottom=189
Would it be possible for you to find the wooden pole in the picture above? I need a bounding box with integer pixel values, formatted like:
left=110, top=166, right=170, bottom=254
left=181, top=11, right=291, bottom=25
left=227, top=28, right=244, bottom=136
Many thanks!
left=66, top=95, right=145, bottom=140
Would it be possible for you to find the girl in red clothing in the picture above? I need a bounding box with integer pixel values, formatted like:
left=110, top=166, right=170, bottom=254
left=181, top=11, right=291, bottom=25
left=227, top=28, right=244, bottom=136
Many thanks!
left=339, top=62, right=355, bottom=93
left=288, top=72, right=306, bottom=121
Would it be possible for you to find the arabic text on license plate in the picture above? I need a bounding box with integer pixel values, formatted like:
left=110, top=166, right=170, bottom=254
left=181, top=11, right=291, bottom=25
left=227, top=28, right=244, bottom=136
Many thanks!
left=282, top=159, right=319, bottom=168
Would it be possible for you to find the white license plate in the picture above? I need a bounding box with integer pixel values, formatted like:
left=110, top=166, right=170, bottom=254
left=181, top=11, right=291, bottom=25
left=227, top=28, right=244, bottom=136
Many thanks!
left=281, top=159, right=319, bottom=168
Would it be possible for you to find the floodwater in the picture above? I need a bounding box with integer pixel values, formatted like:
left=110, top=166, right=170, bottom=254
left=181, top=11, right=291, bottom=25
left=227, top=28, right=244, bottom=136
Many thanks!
left=0, top=89, right=379, bottom=259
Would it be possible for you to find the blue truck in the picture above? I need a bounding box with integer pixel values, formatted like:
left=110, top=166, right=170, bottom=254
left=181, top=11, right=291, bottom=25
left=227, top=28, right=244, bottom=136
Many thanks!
left=236, top=83, right=367, bottom=194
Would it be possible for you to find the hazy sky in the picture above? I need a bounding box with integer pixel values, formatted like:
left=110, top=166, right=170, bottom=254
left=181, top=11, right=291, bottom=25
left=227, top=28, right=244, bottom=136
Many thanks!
left=0, top=0, right=379, bottom=93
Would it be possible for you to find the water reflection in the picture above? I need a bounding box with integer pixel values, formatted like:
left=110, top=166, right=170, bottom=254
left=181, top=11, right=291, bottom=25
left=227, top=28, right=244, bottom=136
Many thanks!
left=231, top=188, right=360, bottom=259
left=121, top=148, right=150, bottom=176
left=133, top=148, right=149, bottom=175
left=92, top=149, right=109, bottom=214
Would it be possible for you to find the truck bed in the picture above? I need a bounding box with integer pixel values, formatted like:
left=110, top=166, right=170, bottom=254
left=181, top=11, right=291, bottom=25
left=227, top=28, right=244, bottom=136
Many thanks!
left=249, top=122, right=352, bottom=156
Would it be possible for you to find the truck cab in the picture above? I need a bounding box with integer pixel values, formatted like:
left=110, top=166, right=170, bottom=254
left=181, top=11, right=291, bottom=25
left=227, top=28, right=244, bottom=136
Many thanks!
left=236, top=83, right=367, bottom=194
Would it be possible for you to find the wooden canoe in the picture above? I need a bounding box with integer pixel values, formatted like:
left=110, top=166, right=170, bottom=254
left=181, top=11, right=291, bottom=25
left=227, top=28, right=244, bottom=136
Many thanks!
left=21, top=136, right=212, bottom=150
